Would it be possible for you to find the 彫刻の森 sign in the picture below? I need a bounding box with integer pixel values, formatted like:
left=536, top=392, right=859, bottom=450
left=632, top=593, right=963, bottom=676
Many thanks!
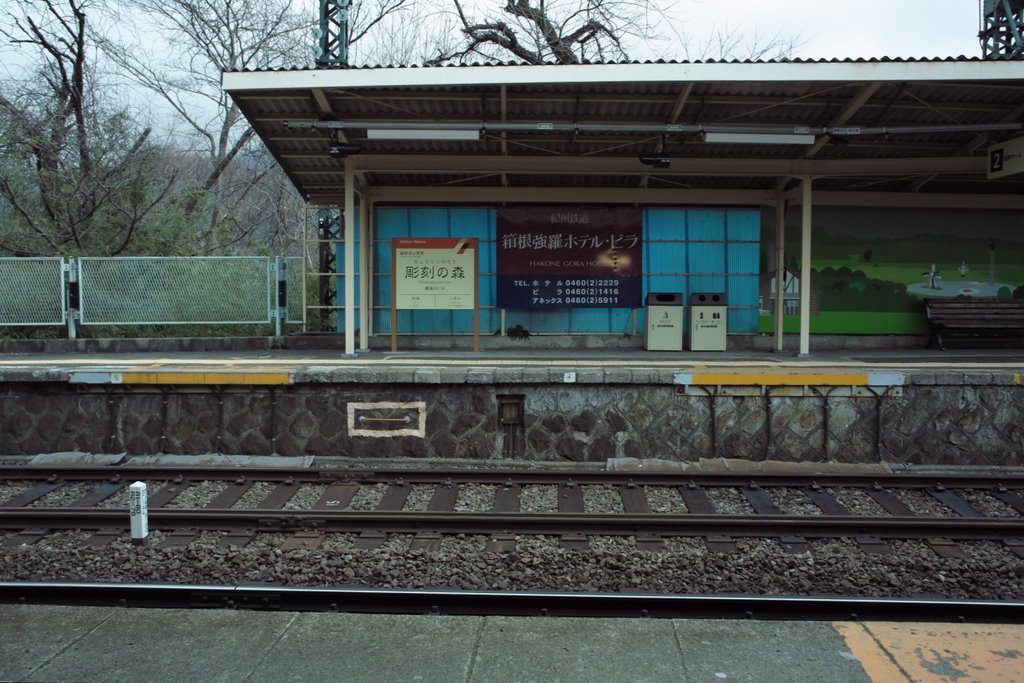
left=391, top=237, right=479, bottom=351
left=393, top=237, right=477, bottom=310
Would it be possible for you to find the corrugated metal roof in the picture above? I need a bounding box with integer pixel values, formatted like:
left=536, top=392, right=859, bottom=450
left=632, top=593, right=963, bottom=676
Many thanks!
left=226, top=59, right=1024, bottom=205
left=239, top=55, right=1023, bottom=72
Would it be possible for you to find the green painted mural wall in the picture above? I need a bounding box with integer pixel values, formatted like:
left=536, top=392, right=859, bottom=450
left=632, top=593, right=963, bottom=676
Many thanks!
left=759, top=206, right=1024, bottom=334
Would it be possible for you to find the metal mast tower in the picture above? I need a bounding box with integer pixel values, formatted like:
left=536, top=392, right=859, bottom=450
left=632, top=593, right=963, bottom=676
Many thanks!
left=307, top=2, right=351, bottom=331
left=317, top=0, right=351, bottom=65
left=979, top=0, right=1024, bottom=58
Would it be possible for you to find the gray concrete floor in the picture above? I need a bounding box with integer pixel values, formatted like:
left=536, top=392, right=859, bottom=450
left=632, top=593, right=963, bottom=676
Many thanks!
left=1, top=605, right=872, bottom=683
left=1, top=345, right=1023, bottom=368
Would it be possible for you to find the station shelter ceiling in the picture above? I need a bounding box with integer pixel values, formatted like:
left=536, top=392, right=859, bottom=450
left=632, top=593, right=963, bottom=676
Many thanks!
left=222, top=57, right=1024, bottom=210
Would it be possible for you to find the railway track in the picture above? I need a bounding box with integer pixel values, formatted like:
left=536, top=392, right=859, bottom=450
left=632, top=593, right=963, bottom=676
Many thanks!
left=2, top=465, right=1022, bottom=557
left=4, top=581, right=1024, bottom=623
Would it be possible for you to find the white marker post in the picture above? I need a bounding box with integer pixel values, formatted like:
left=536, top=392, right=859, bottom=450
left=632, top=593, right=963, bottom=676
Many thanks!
left=129, top=481, right=148, bottom=544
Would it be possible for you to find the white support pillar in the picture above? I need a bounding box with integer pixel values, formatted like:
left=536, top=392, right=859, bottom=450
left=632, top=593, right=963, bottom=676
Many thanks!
left=773, top=196, right=786, bottom=352
left=344, top=159, right=356, bottom=356
left=365, top=199, right=375, bottom=339
left=799, top=177, right=813, bottom=357
left=300, top=205, right=309, bottom=333
left=359, top=192, right=370, bottom=350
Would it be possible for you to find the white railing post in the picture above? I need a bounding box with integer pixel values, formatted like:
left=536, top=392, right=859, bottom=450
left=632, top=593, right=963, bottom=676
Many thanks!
left=274, top=256, right=284, bottom=337
left=66, top=259, right=79, bottom=340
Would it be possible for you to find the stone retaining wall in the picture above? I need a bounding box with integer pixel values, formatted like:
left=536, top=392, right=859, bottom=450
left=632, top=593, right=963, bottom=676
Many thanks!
left=1, top=373, right=1021, bottom=465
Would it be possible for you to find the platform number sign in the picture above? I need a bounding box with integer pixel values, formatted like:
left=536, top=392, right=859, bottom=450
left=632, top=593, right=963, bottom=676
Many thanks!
left=987, top=137, right=1024, bottom=179
left=990, top=147, right=1003, bottom=174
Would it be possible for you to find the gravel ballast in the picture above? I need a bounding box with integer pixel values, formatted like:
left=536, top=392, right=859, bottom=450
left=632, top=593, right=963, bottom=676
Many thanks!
left=3, top=529, right=1020, bottom=601
left=0, top=481, right=31, bottom=504
left=3, top=479, right=1022, bottom=601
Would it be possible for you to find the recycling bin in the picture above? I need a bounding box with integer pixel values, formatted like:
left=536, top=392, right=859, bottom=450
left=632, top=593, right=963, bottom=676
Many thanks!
left=645, top=292, right=684, bottom=351
left=689, top=292, right=727, bottom=351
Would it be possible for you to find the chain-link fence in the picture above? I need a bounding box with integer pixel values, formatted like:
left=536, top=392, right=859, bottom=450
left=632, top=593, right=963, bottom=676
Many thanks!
left=0, top=255, right=309, bottom=335
left=285, top=256, right=304, bottom=324
left=78, top=257, right=273, bottom=325
left=0, top=257, right=66, bottom=326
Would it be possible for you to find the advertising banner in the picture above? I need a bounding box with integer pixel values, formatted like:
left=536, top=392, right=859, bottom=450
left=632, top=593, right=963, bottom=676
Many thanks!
left=497, top=207, right=642, bottom=308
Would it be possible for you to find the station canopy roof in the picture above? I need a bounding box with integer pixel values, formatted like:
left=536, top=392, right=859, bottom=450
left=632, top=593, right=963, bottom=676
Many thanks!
left=222, top=57, right=1024, bottom=208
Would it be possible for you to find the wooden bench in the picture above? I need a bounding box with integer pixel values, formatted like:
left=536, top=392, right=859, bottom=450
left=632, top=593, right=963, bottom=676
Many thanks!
left=924, top=298, right=1024, bottom=349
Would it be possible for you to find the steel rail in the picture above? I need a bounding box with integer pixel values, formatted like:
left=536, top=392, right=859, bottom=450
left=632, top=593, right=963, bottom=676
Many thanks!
left=2, top=581, right=1023, bottom=623
left=2, top=465, right=1023, bottom=489
left=3, top=508, right=1023, bottom=540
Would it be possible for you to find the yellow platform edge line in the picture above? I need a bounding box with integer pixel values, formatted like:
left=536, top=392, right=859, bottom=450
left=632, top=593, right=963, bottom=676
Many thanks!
left=690, top=373, right=871, bottom=386
left=120, top=372, right=290, bottom=385
left=831, top=622, right=910, bottom=682
left=852, top=621, right=1024, bottom=683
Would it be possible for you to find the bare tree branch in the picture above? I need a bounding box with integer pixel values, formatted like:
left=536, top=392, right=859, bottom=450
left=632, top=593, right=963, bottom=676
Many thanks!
left=0, top=0, right=179, bottom=256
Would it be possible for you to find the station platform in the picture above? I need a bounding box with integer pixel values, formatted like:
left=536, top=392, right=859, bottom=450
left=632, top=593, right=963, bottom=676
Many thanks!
left=1, top=341, right=1023, bottom=362
left=0, top=344, right=1022, bottom=465
left=0, top=345, right=1022, bottom=385
left=2, top=603, right=1022, bottom=682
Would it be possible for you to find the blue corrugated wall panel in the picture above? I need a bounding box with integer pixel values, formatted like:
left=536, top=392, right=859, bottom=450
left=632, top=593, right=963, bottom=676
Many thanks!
left=569, top=308, right=611, bottom=333
left=644, top=209, right=683, bottom=240
left=373, top=208, right=406, bottom=333
left=723, top=210, right=760, bottom=333
left=688, top=210, right=726, bottom=241
left=374, top=206, right=760, bottom=335
left=727, top=209, right=759, bottom=241
left=375, top=207, right=496, bottom=334
left=642, top=209, right=686, bottom=332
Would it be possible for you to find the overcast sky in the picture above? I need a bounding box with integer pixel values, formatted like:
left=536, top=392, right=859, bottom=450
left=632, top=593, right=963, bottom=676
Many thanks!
left=663, top=0, right=983, bottom=60
left=0, top=1, right=990, bottom=75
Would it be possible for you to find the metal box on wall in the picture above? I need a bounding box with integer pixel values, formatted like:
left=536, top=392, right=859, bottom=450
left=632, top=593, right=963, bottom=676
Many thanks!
left=689, top=292, right=727, bottom=351
left=645, top=292, right=684, bottom=351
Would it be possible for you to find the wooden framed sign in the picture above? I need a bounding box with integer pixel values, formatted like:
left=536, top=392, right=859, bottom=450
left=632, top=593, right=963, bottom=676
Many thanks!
left=391, top=237, right=479, bottom=351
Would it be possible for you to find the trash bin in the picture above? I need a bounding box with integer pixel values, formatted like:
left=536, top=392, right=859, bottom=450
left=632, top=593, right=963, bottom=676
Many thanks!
left=689, top=292, right=727, bottom=351
left=645, top=292, right=684, bottom=351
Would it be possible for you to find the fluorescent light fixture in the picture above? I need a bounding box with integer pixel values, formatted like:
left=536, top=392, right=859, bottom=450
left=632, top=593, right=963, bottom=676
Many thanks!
left=639, top=155, right=671, bottom=169
left=329, top=141, right=361, bottom=158
left=704, top=132, right=815, bottom=145
left=366, top=129, right=480, bottom=141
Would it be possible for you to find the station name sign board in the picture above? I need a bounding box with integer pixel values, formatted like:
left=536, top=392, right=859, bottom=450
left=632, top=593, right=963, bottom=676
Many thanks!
left=393, top=237, right=477, bottom=310
left=392, top=237, right=480, bottom=351
left=988, top=136, right=1024, bottom=179
left=496, top=207, right=642, bottom=308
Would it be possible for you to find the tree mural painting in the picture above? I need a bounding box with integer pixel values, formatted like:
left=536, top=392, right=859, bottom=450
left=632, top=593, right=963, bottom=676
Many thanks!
left=760, top=207, right=1024, bottom=334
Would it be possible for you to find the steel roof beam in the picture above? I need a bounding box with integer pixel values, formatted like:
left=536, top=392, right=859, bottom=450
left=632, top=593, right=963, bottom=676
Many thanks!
left=310, top=88, right=349, bottom=145
left=342, top=154, right=986, bottom=177
left=283, top=119, right=1023, bottom=138
left=245, top=91, right=1019, bottom=115
left=909, top=99, right=1024, bottom=191
left=303, top=186, right=1024, bottom=210
left=775, top=82, right=886, bottom=191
